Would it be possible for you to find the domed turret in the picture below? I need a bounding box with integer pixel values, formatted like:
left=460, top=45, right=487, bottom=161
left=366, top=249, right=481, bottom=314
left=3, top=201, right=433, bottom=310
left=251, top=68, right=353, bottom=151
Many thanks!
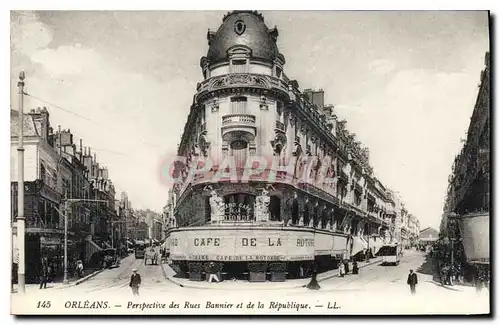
left=205, top=11, right=284, bottom=64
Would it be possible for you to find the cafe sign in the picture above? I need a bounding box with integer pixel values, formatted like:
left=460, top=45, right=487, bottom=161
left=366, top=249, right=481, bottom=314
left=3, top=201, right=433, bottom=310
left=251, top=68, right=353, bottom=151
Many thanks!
left=169, top=228, right=315, bottom=262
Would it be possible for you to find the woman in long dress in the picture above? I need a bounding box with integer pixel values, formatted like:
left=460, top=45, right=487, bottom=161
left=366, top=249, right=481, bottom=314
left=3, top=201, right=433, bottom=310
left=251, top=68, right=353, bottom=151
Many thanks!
left=306, top=266, right=320, bottom=290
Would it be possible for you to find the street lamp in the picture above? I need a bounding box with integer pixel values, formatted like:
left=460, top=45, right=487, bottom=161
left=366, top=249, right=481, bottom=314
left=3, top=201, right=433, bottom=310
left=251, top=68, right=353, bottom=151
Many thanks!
left=16, top=71, right=26, bottom=293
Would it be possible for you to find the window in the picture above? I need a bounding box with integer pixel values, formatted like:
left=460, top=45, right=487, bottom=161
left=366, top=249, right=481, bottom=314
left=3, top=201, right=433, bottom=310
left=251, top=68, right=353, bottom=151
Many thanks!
left=291, top=200, right=299, bottom=224
left=40, top=164, right=46, bottom=183
left=276, top=67, right=282, bottom=79
left=231, top=59, right=247, bottom=73
left=276, top=101, right=283, bottom=117
left=270, top=196, right=281, bottom=221
left=230, top=96, right=247, bottom=114
left=230, top=140, right=248, bottom=150
left=354, top=190, right=362, bottom=206
left=230, top=140, right=248, bottom=168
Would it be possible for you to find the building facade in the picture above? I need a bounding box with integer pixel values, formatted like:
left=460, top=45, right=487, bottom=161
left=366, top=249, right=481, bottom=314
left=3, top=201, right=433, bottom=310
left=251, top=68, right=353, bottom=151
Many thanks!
left=440, top=52, right=490, bottom=276
left=11, top=107, right=123, bottom=282
left=166, top=11, right=419, bottom=281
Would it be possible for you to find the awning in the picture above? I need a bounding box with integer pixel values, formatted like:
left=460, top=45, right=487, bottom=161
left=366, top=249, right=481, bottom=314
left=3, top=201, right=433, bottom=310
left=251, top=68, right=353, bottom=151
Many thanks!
left=352, top=236, right=368, bottom=256
left=370, top=237, right=383, bottom=255
left=420, top=238, right=438, bottom=242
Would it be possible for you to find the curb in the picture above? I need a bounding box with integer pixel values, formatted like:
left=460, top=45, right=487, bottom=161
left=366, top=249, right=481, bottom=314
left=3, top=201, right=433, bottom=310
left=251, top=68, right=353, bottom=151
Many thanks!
left=317, top=258, right=382, bottom=283
left=161, top=259, right=382, bottom=290
left=160, top=263, right=306, bottom=290
left=73, top=268, right=105, bottom=286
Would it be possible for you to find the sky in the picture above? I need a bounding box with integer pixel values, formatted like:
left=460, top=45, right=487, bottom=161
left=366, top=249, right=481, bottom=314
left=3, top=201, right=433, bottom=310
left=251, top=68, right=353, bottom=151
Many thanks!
left=10, top=10, right=489, bottom=229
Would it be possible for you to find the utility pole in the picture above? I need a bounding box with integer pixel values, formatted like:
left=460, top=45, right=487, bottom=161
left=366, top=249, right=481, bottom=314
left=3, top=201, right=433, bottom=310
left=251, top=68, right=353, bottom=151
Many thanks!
left=17, top=71, right=26, bottom=293
left=63, top=200, right=69, bottom=284
left=53, top=199, right=109, bottom=286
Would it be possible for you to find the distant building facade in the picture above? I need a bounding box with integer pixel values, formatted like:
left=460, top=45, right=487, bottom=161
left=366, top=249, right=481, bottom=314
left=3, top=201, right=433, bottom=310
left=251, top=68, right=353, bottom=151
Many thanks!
left=419, top=227, right=439, bottom=246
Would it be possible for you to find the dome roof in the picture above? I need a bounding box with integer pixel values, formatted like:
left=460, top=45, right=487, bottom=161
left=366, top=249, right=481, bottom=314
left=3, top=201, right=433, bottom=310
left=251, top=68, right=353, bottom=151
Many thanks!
left=206, top=11, right=283, bottom=64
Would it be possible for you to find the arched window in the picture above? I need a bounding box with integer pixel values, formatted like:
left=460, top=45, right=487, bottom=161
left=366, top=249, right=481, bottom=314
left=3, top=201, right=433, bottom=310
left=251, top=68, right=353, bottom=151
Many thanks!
left=313, top=205, right=319, bottom=228
left=303, top=205, right=310, bottom=225
left=321, top=209, right=328, bottom=229
left=230, top=139, right=248, bottom=169
left=270, top=196, right=281, bottom=221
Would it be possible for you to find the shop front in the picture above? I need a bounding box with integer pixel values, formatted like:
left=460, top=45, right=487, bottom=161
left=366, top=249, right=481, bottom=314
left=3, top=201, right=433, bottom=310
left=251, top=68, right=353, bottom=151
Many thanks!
left=168, top=226, right=349, bottom=281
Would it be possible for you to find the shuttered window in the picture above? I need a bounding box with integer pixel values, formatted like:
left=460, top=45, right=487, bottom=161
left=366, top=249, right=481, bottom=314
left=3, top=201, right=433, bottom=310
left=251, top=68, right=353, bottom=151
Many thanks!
left=231, top=59, right=247, bottom=73
left=230, top=96, right=247, bottom=114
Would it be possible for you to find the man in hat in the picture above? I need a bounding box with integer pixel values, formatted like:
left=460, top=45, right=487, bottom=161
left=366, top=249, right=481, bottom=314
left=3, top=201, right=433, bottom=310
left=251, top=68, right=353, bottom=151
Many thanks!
left=129, top=269, right=141, bottom=296
left=407, top=269, right=418, bottom=295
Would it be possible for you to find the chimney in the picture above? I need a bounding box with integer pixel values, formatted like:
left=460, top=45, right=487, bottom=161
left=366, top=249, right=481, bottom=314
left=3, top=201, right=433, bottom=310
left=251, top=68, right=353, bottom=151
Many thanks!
left=311, top=89, right=324, bottom=110
left=323, top=104, right=333, bottom=116
left=29, top=106, right=51, bottom=141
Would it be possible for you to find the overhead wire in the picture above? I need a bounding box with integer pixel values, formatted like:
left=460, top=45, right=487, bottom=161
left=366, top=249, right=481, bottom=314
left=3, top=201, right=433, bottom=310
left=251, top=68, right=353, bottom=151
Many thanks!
left=23, top=92, right=173, bottom=207
left=25, top=92, right=165, bottom=152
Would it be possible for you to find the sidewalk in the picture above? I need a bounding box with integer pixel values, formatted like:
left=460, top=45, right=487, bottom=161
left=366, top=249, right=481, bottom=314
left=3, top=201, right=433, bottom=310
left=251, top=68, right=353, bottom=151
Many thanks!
left=11, top=267, right=106, bottom=294
left=161, top=257, right=382, bottom=290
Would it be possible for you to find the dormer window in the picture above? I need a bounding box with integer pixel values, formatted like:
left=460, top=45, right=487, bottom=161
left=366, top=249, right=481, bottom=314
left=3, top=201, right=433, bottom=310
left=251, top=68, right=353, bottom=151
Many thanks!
left=276, top=66, right=282, bottom=79
left=231, top=59, right=248, bottom=73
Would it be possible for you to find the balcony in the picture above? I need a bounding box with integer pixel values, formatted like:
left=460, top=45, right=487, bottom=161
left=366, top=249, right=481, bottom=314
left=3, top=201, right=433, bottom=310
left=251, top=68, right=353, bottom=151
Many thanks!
left=25, top=219, right=65, bottom=235
left=221, top=114, right=257, bottom=139
left=196, top=73, right=289, bottom=102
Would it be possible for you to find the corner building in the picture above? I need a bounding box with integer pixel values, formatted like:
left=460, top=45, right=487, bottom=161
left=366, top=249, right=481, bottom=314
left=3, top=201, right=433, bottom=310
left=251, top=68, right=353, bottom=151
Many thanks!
left=168, top=11, right=414, bottom=281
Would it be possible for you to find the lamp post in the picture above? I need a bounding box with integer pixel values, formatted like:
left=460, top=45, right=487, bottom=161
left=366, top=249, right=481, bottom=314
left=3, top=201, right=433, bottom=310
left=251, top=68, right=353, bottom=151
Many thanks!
left=17, top=71, right=26, bottom=293
left=54, top=199, right=109, bottom=285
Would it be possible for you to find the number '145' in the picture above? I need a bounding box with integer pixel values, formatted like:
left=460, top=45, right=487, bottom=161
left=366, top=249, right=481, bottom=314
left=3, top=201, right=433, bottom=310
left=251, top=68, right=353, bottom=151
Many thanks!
left=37, top=301, right=51, bottom=308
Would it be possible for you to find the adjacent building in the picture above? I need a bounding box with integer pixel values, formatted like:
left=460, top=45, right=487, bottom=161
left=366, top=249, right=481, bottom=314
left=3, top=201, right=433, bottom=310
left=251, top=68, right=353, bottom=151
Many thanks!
left=440, top=52, right=490, bottom=275
left=11, top=107, right=124, bottom=282
left=166, top=11, right=419, bottom=281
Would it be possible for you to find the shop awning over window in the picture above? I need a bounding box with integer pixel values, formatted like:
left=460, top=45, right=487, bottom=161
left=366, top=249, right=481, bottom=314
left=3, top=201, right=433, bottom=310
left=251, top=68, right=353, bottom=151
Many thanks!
left=352, top=236, right=368, bottom=256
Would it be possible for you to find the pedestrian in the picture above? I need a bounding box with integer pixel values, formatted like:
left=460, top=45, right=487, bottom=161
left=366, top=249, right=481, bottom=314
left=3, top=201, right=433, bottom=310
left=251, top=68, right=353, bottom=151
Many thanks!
left=407, top=269, right=418, bottom=295
left=129, top=269, right=141, bottom=296
left=338, top=261, right=345, bottom=277
left=343, top=260, right=349, bottom=275
left=76, top=260, right=84, bottom=278
left=39, top=256, right=48, bottom=290
left=306, top=265, right=320, bottom=290
left=352, top=261, right=359, bottom=275
left=298, top=265, right=304, bottom=278
left=207, top=262, right=220, bottom=283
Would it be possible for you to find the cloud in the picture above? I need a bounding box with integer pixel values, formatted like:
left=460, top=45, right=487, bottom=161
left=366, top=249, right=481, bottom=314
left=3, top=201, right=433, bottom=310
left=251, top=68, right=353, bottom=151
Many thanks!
left=11, top=11, right=52, bottom=57
left=335, top=68, right=479, bottom=228
left=10, top=12, right=191, bottom=211
left=368, top=59, right=396, bottom=75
